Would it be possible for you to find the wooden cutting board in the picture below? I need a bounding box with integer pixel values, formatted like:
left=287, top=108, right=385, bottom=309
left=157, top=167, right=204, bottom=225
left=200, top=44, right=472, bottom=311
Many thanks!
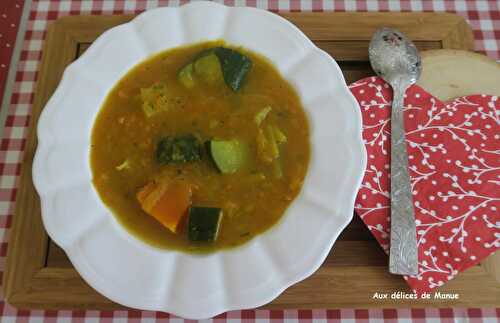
left=418, top=49, right=500, bottom=101
left=5, top=12, right=499, bottom=310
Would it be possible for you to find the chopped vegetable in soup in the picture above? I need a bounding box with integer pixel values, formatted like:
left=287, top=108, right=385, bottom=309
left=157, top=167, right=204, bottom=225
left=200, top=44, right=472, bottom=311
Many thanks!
left=90, top=41, right=310, bottom=252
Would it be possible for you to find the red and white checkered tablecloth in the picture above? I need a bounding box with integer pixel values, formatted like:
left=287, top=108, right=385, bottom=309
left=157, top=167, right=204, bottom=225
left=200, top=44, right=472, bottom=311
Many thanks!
left=0, top=0, right=499, bottom=321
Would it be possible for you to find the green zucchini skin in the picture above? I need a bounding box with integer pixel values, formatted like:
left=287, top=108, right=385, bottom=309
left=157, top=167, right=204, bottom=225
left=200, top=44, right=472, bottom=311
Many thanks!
left=213, top=47, right=252, bottom=92
left=188, top=207, right=223, bottom=242
left=156, top=134, right=202, bottom=164
left=178, top=46, right=252, bottom=92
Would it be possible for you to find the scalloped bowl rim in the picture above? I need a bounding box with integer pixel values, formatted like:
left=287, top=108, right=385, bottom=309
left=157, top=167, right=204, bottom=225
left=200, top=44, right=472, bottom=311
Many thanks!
left=32, top=3, right=366, bottom=319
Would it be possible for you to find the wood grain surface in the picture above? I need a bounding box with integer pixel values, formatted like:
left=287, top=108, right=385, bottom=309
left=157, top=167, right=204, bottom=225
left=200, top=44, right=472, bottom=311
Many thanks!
left=6, top=12, right=498, bottom=310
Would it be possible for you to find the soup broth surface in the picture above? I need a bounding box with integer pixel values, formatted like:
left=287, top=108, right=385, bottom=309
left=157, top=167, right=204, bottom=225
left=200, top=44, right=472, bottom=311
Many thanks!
left=90, top=41, right=310, bottom=252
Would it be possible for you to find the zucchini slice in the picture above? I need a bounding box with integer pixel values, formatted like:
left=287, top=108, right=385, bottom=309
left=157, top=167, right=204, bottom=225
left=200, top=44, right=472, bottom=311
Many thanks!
left=156, top=135, right=202, bottom=164
left=178, top=63, right=195, bottom=88
left=188, top=207, right=223, bottom=242
left=213, top=47, right=252, bottom=91
left=209, top=139, right=248, bottom=174
left=178, top=47, right=252, bottom=91
left=193, top=53, right=224, bottom=85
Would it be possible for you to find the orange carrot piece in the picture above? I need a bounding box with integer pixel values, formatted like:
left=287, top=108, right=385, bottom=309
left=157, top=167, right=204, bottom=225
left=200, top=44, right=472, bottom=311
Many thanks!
left=137, top=181, right=192, bottom=233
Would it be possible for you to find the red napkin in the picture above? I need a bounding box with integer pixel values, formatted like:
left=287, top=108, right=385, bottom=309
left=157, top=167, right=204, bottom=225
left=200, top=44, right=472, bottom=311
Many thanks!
left=349, top=76, right=500, bottom=293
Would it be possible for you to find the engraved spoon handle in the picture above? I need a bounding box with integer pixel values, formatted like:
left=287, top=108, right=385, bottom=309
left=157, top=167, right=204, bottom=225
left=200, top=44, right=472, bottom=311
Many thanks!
left=388, top=83, right=418, bottom=276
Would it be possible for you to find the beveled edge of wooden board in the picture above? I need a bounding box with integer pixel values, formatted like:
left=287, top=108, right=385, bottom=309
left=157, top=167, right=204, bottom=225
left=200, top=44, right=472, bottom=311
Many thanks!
left=5, top=12, right=495, bottom=311
left=39, top=11, right=475, bottom=46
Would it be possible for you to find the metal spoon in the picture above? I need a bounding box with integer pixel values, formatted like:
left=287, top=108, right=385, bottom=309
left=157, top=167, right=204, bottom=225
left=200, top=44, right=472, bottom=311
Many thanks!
left=368, top=28, right=422, bottom=276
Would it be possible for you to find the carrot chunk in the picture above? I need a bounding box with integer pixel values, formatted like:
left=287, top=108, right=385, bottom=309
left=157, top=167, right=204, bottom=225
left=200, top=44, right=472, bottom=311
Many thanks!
left=137, top=180, right=192, bottom=233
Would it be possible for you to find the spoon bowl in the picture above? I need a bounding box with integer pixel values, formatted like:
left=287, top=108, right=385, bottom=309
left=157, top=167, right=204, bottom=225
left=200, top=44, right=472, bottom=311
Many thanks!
left=369, top=28, right=422, bottom=87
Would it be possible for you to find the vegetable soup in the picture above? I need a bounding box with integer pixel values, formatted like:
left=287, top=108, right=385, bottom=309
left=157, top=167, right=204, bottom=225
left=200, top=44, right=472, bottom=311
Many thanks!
left=90, top=41, right=310, bottom=252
